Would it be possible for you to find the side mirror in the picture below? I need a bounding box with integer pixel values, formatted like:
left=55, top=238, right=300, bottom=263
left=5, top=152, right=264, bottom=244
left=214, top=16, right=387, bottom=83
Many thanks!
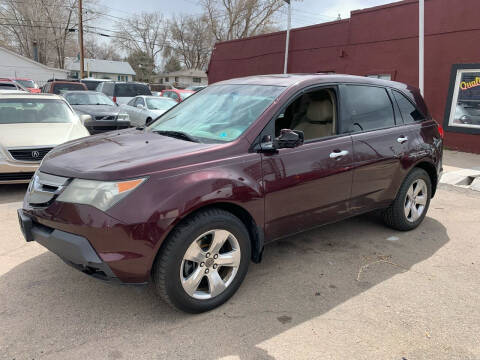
left=274, top=129, right=304, bottom=149
left=79, top=114, right=92, bottom=124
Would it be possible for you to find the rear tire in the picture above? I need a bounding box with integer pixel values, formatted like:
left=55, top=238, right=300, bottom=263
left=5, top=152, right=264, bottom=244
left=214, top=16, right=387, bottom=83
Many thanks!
left=382, top=168, right=432, bottom=231
left=152, top=209, right=251, bottom=313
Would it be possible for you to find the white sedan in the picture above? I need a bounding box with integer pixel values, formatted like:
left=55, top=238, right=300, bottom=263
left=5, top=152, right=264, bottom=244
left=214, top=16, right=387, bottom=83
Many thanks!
left=119, top=96, right=177, bottom=127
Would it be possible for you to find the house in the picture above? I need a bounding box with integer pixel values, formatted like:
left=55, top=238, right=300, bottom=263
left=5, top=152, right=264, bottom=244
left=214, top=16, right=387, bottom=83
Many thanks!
left=208, top=0, right=480, bottom=154
left=65, top=58, right=136, bottom=82
left=155, top=69, right=208, bottom=88
left=0, top=46, right=68, bottom=86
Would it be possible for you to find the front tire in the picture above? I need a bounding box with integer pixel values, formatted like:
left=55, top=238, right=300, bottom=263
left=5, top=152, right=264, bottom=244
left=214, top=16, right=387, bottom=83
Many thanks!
left=382, top=168, right=432, bottom=231
left=152, top=209, right=251, bottom=313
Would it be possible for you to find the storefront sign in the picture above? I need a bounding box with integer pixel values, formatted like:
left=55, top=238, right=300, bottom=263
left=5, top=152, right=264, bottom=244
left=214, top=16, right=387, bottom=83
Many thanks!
left=444, top=64, right=480, bottom=135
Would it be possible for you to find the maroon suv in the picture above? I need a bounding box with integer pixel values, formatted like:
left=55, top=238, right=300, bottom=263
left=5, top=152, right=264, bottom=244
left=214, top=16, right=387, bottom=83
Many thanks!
left=18, top=74, right=443, bottom=313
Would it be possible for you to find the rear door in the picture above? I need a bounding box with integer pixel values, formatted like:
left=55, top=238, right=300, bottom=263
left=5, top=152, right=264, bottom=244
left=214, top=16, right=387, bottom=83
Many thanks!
left=341, top=84, right=411, bottom=214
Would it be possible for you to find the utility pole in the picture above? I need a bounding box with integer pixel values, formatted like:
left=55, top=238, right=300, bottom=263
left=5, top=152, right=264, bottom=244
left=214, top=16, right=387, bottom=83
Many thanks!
left=78, top=0, right=85, bottom=79
left=283, top=0, right=291, bottom=74
left=419, top=0, right=424, bottom=95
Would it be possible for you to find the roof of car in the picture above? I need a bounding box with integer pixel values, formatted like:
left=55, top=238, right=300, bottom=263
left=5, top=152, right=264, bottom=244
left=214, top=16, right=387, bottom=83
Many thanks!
left=62, top=90, right=100, bottom=94
left=165, top=89, right=195, bottom=93
left=0, top=93, right=63, bottom=99
left=213, top=73, right=411, bottom=91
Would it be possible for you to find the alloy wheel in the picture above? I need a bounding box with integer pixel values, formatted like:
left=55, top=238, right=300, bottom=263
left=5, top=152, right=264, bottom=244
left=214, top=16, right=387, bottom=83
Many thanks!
left=404, top=179, right=428, bottom=222
left=180, top=229, right=241, bottom=300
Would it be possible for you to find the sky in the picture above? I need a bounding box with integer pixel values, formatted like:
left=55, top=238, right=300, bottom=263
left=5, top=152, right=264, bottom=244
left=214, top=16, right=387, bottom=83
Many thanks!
left=97, top=0, right=396, bottom=30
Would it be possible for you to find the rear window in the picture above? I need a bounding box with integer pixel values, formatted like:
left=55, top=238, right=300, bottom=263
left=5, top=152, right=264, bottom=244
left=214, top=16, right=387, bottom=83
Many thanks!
left=81, top=80, right=101, bottom=90
left=393, top=90, right=425, bottom=123
left=16, top=80, right=36, bottom=88
left=114, top=83, right=151, bottom=97
left=343, top=85, right=395, bottom=132
left=52, top=83, right=86, bottom=94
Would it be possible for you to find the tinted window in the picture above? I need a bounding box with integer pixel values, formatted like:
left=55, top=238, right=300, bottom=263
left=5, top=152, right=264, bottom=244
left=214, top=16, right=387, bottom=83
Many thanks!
left=52, top=83, right=86, bottom=94
left=101, top=82, right=114, bottom=96
left=82, top=80, right=101, bottom=90
left=114, top=83, right=152, bottom=97
left=393, top=90, right=424, bottom=123
left=343, top=85, right=395, bottom=132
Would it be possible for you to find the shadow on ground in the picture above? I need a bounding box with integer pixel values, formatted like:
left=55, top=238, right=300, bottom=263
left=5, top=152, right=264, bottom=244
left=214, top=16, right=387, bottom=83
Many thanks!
left=0, top=184, right=28, bottom=204
left=0, top=214, right=448, bottom=359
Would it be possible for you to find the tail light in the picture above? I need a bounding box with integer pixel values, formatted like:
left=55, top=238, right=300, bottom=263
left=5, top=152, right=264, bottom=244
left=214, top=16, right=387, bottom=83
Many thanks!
left=113, top=96, right=117, bottom=104
left=438, top=124, right=445, bottom=139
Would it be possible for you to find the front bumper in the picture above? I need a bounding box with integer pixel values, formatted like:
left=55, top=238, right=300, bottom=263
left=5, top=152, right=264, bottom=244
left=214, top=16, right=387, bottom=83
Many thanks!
left=85, top=120, right=131, bottom=135
left=0, top=159, right=39, bottom=184
left=18, top=209, right=119, bottom=282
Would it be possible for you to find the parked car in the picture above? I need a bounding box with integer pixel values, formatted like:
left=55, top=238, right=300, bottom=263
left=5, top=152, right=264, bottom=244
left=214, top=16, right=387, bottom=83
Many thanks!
left=13, top=78, right=41, bottom=93
left=80, top=78, right=113, bottom=91
left=63, top=91, right=130, bottom=134
left=42, top=80, right=87, bottom=95
left=453, top=102, right=480, bottom=125
left=0, top=79, right=28, bottom=92
left=0, top=93, right=90, bottom=184
left=18, top=74, right=443, bottom=313
left=185, top=85, right=207, bottom=92
left=161, top=89, right=195, bottom=103
left=96, top=81, right=152, bottom=105
left=119, top=95, right=177, bottom=127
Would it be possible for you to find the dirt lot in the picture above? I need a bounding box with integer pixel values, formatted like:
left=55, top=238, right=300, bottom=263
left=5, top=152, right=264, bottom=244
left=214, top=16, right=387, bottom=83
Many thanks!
left=1, top=182, right=479, bottom=360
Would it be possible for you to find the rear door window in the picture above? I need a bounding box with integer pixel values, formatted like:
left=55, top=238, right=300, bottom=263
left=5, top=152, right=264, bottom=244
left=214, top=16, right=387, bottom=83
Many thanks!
left=342, top=85, right=395, bottom=132
left=114, top=84, right=151, bottom=97
left=393, top=90, right=425, bottom=123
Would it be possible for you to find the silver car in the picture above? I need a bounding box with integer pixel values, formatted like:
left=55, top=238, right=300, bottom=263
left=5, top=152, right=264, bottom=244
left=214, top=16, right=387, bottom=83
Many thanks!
left=119, top=96, right=177, bottom=126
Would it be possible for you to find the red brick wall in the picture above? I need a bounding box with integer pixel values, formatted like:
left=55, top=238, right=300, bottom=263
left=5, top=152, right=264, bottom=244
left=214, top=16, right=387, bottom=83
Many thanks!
left=208, top=0, right=480, bottom=153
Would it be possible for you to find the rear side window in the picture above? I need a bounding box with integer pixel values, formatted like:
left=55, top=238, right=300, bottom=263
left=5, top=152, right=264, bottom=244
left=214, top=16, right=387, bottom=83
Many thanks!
left=82, top=80, right=100, bottom=90
left=114, top=84, right=151, bottom=97
left=343, top=85, right=395, bottom=132
left=393, top=90, right=425, bottom=123
left=101, top=82, right=114, bottom=96
left=52, top=83, right=86, bottom=94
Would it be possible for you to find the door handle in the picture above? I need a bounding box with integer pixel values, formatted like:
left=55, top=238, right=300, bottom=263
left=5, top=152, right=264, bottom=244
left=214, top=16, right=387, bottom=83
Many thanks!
left=397, top=136, right=408, bottom=144
left=329, top=150, right=349, bottom=159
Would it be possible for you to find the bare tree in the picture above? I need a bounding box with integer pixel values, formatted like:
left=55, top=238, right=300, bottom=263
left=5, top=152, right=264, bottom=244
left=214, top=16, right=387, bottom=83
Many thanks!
left=200, top=0, right=287, bottom=41
left=114, top=12, right=168, bottom=68
left=0, top=0, right=97, bottom=68
left=165, top=15, right=213, bottom=70
left=84, top=36, right=121, bottom=61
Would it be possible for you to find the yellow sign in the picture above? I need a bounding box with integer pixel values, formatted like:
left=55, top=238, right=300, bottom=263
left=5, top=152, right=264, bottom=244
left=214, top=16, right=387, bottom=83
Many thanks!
left=460, top=76, right=480, bottom=90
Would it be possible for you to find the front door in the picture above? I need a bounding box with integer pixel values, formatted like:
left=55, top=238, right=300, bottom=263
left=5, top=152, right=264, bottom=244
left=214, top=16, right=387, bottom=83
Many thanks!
left=261, top=86, right=354, bottom=241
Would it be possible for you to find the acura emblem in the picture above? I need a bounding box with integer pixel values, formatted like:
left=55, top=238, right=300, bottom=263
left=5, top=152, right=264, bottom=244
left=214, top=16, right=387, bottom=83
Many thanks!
left=31, top=151, right=40, bottom=158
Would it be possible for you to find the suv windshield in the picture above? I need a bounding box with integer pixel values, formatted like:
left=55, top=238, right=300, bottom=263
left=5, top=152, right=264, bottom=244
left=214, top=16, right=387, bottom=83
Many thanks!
left=64, top=92, right=115, bottom=106
left=146, top=97, right=177, bottom=110
left=0, top=98, right=76, bottom=124
left=115, top=83, right=151, bottom=97
left=149, top=84, right=285, bottom=142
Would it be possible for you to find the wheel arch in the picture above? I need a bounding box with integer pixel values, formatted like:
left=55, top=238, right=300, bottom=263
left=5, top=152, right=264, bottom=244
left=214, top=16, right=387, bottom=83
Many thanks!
left=151, top=201, right=265, bottom=280
left=412, top=160, right=438, bottom=197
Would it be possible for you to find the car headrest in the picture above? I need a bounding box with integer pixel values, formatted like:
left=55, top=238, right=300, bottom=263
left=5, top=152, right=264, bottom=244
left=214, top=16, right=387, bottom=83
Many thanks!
left=306, top=100, right=333, bottom=123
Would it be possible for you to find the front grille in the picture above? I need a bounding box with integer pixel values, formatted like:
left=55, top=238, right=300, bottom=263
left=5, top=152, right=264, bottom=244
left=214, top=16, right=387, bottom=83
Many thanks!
left=0, top=172, right=35, bottom=181
left=9, top=148, right=52, bottom=162
left=95, top=115, right=117, bottom=121
left=27, top=172, right=69, bottom=206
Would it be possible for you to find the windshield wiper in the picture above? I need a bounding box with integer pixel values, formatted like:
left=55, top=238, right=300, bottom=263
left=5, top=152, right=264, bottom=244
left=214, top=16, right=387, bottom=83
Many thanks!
left=153, top=130, right=200, bottom=143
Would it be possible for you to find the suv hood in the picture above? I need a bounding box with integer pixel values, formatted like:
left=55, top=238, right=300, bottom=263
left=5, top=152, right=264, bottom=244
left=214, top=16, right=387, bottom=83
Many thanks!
left=40, top=129, right=222, bottom=180
left=0, top=122, right=88, bottom=148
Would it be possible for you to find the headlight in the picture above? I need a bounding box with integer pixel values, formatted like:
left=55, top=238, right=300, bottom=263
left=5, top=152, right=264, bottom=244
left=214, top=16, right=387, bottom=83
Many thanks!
left=117, top=113, right=129, bottom=121
left=57, top=178, right=146, bottom=211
